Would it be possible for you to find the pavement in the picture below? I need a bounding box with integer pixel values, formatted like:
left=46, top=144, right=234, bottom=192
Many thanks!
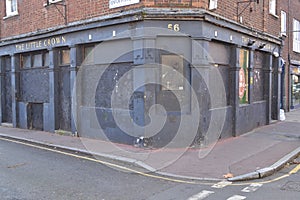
left=0, top=109, right=300, bottom=182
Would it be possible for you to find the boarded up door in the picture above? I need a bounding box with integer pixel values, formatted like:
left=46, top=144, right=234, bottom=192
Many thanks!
left=2, top=56, right=12, bottom=123
left=28, top=103, right=43, bottom=130
left=57, top=66, right=71, bottom=131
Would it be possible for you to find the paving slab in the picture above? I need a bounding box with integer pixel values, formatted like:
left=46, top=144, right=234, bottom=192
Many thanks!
left=0, top=109, right=299, bottom=181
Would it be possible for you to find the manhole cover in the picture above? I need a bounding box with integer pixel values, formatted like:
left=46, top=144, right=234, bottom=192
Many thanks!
left=281, top=181, right=300, bottom=192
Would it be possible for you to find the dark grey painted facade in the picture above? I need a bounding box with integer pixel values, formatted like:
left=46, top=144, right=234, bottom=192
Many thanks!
left=0, top=56, right=12, bottom=123
left=0, top=9, right=282, bottom=147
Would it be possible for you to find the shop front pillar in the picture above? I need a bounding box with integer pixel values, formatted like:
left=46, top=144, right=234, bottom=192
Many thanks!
left=132, top=37, right=156, bottom=139
left=191, top=39, right=211, bottom=141
left=11, top=54, right=19, bottom=128
left=230, top=47, right=241, bottom=137
left=248, top=49, right=254, bottom=103
left=274, top=56, right=282, bottom=120
left=70, top=45, right=78, bottom=136
left=0, top=57, right=3, bottom=124
left=44, top=49, right=58, bottom=132
left=263, top=54, right=272, bottom=124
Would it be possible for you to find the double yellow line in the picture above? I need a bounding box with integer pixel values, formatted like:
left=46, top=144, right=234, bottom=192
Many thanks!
left=1, top=136, right=299, bottom=186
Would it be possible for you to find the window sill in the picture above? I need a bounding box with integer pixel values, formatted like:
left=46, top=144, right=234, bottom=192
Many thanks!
left=293, top=50, right=300, bottom=54
left=49, top=0, right=63, bottom=4
left=281, top=33, right=287, bottom=37
left=3, top=13, right=19, bottom=19
left=269, top=13, right=279, bottom=19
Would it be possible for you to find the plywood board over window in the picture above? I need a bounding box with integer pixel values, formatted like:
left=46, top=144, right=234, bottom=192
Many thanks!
left=161, top=55, right=184, bottom=91
left=59, top=49, right=71, bottom=65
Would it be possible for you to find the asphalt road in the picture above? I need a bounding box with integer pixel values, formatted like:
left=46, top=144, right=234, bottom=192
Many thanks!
left=0, top=138, right=299, bottom=200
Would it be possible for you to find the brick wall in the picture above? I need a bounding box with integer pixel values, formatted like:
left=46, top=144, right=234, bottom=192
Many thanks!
left=1, top=0, right=66, bottom=38
left=0, top=0, right=281, bottom=39
left=278, top=0, right=300, bottom=110
left=279, top=0, right=300, bottom=62
left=0, top=0, right=145, bottom=39
left=210, top=0, right=280, bottom=37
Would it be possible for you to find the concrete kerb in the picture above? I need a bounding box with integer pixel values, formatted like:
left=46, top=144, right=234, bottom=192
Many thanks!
left=228, top=147, right=300, bottom=182
left=156, top=171, right=224, bottom=182
left=0, top=132, right=223, bottom=182
left=0, top=133, right=154, bottom=172
left=1, top=131, right=299, bottom=182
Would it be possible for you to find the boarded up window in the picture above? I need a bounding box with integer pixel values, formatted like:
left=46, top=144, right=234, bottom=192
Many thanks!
left=161, top=55, right=184, bottom=91
left=253, top=52, right=264, bottom=102
left=59, top=49, right=70, bottom=65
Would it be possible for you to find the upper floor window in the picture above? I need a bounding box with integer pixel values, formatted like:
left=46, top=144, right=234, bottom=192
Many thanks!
left=281, top=11, right=287, bottom=36
left=269, top=0, right=277, bottom=16
left=5, top=0, right=18, bottom=17
left=209, top=0, right=218, bottom=10
left=293, top=19, right=300, bottom=53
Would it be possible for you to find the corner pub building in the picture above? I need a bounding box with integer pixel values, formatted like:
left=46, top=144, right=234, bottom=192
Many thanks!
left=0, top=0, right=282, bottom=146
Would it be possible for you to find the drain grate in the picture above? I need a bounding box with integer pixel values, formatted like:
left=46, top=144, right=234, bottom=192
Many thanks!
left=281, top=181, right=300, bottom=192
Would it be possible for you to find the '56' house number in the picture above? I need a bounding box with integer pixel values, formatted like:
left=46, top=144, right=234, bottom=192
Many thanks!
left=167, top=24, right=180, bottom=32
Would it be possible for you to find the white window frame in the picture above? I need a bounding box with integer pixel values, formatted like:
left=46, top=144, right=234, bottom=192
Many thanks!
left=269, top=0, right=277, bottom=16
left=281, top=11, right=287, bottom=36
left=5, top=0, right=18, bottom=17
left=209, top=0, right=218, bottom=10
left=49, top=0, right=63, bottom=4
left=293, top=19, right=300, bottom=53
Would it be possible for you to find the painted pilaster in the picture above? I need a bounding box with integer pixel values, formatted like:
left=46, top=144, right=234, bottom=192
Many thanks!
left=11, top=55, right=20, bottom=127
left=248, top=49, right=254, bottom=104
left=275, top=56, right=282, bottom=120
left=263, top=54, right=272, bottom=124
left=191, top=39, right=211, bottom=140
left=0, top=57, right=3, bottom=124
left=132, top=37, right=156, bottom=138
left=70, top=45, right=78, bottom=136
left=44, top=49, right=58, bottom=132
left=230, top=47, right=241, bottom=137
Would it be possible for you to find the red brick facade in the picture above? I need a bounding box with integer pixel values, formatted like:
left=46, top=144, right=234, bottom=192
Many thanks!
left=212, top=0, right=280, bottom=37
left=278, top=0, right=300, bottom=110
left=0, top=0, right=143, bottom=38
left=279, top=0, right=300, bottom=62
left=0, top=1, right=282, bottom=40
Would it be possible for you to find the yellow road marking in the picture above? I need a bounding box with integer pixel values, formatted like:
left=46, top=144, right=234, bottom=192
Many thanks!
left=0, top=136, right=299, bottom=186
left=232, top=174, right=290, bottom=186
left=289, top=163, right=300, bottom=175
left=0, top=137, right=199, bottom=185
